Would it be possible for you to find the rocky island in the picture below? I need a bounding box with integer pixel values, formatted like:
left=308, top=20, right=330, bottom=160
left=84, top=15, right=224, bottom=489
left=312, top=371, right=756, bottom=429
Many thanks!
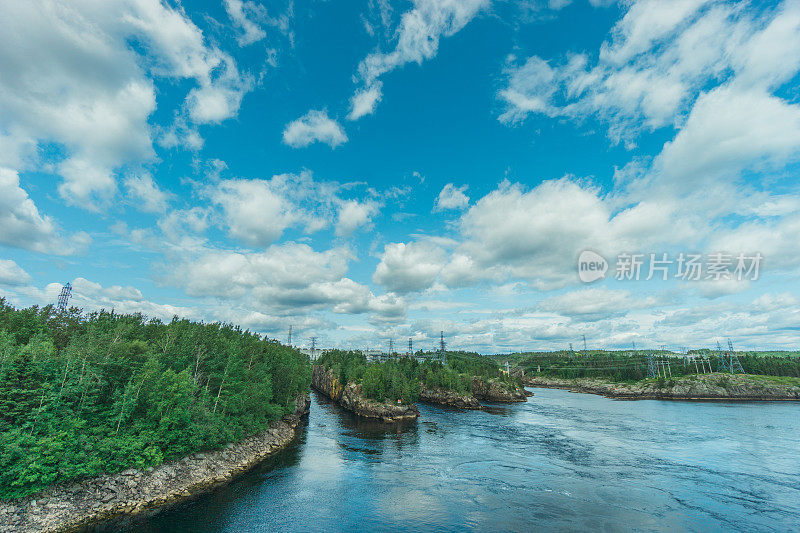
left=419, top=384, right=482, bottom=409
left=471, top=377, right=529, bottom=402
left=312, top=365, right=419, bottom=422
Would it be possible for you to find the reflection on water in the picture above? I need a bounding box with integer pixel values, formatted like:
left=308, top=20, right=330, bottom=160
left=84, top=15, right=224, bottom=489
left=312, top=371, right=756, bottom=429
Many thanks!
left=128, top=389, right=800, bottom=532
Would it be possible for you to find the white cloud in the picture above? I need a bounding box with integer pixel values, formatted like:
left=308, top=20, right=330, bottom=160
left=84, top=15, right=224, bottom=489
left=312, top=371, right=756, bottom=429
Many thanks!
left=0, top=0, right=252, bottom=208
left=434, top=183, right=469, bottom=211
left=498, top=0, right=800, bottom=145
left=0, top=168, right=87, bottom=255
left=348, top=83, right=383, bottom=120
left=373, top=178, right=702, bottom=294
left=541, top=287, right=657, bottom=321
left=282, top=110, right=348, bottom=148
left=209, top=179, right=300, bottom=247
left=185, top=55, right=253, bottom=124
left=0, top=259, right=31, bottom=286
left=350, top=0, right=488, bottom=118
left=373, top=241, right=448, bottom=293
left=124, top=174, right=171, bottom=214
left=653, top=85, right=800, bottom=191
left=158, top=241, right=406, bottom=323
left=224, top=0, right=267, bottom=46
left=205, top=172, right=334, bottom=247
left=335, top=199, right=380, bottom=237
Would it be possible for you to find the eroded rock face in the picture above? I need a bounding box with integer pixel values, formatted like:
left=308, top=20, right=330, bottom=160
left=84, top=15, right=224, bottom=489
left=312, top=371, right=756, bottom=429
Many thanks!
left=418, top=384, right=482, bottom=410
left=526, top=374, right=800, bottom=400
left=312, top=365, right=419, bottom=422
left=471, top=378, right=528, bottom=403
left=0, top=394, right=311, bottom=533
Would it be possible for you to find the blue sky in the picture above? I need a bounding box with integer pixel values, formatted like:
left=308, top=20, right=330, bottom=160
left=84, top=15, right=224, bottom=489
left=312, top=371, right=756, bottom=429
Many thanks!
left=1, top=0, right=800, bottom=353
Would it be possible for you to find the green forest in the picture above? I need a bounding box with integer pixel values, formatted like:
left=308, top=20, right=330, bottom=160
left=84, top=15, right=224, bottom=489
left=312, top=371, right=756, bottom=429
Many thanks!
left=317, top=349, right=517, bottom=403
left=0, top=300, right=310, bottom=500
left=516, top=350, right=800, bottom=382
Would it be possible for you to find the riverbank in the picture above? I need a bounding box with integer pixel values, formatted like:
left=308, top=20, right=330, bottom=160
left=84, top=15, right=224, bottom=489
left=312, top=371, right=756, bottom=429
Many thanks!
left=312, top=365, right=419, bottom=422
left=525, top=374, right=800, bottom=400
left=1, top=394, right=311, bottom=533
left=419, top=384, right=482, bottom=409
left=471, top=378, right=529, bottom=402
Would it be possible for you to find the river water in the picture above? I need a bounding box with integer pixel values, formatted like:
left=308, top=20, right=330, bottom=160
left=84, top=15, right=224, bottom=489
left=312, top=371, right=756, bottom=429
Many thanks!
left=130, top=388, right=800, bottom=532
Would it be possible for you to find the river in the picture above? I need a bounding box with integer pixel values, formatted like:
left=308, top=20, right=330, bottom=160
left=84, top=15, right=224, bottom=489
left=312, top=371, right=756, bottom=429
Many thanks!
left=129, top=388, right=800, bottom=532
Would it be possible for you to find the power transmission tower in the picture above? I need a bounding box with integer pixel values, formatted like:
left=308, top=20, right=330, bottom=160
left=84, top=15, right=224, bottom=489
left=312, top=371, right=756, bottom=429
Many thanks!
left=287, top=325, right=293, bottom=347
left=647, top=350, right=658, bottom=378
left=727, top=339, right=744, bottom=374
left=716, top=340, right=727, bottom=373
left=439, top=331, right=446, bottom=365
left=310, top=337, right=318, bottom=361
left=582, top=334, right=587, bottom=357
left=388, top=338, right=394, bottom=356
left=408, top=338, right=413, bottom=355
left=57, top=282, right=72, bottom=312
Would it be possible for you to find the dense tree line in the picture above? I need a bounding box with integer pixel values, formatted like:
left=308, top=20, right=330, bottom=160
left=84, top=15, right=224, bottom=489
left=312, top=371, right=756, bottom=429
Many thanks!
left=317, top=350, right=516, bottom=403
left=0, top=300, right=310, bottom=500
left=517, top=350, right=800, bottom=381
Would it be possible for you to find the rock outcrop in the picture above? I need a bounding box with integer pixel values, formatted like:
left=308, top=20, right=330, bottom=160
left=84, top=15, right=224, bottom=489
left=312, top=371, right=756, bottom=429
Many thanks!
left=525, top=374, right=800, bottom=400
left=418, top=384, right=482, bottom=409
left=312, top=365, right=419, bottom=422
left=0, top=394, right=310, bottom=533
left=471, top=378, right=528, bottom=403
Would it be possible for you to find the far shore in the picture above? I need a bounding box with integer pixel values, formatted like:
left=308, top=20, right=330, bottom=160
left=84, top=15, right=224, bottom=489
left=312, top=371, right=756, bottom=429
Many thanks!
left=524, top=374, right=800, bottom=401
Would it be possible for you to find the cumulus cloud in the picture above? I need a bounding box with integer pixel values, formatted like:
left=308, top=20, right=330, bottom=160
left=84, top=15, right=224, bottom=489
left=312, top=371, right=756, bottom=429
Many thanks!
left=204, top=171, right=336, bottom=247
left=497, top=0, right=800, bottom=145
left=0, top=259, right=32, bottom=286
left=159, top=241, right=405, bottom=324
left=0, top=0, right=252, bottom=208
left=124, top=174, right=171, bottom=214
left=540, top=287, right=658, bottom=322
left=373, top=241, right=448, bottom=293
left=0, top=168, right=87, bottom=255
left=652, top=86, right=800, bottom=191
left=335, top=200, right=380, bottom=237
left=434, top=183, right=469, bottom=211
left=373, top=177, right=705, bottom=294
left=282, top=110, right=348, bottom=148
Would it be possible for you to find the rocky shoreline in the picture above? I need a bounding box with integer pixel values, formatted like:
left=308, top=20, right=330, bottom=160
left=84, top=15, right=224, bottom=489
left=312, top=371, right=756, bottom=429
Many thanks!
left=311, top=365, right=419, bottom=422
left=1, top=394, right=311, bottom=533
left=419, top=384, right=482, bottom=409
left=471, top=378, right=529, bottom=402
left=525, top=374, right=800, bottom=401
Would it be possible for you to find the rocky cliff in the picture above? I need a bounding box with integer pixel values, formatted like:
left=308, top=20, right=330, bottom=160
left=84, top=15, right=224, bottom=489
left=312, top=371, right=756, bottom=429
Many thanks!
left=418, top=384, right=482, bottom=409
left=471, top=378, right=528, bottom=402
left=526, top=374, right=800, bottom=400
left=1, top=394, right=310, bottom=533
left=312, top=365, right=419, bottom=422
